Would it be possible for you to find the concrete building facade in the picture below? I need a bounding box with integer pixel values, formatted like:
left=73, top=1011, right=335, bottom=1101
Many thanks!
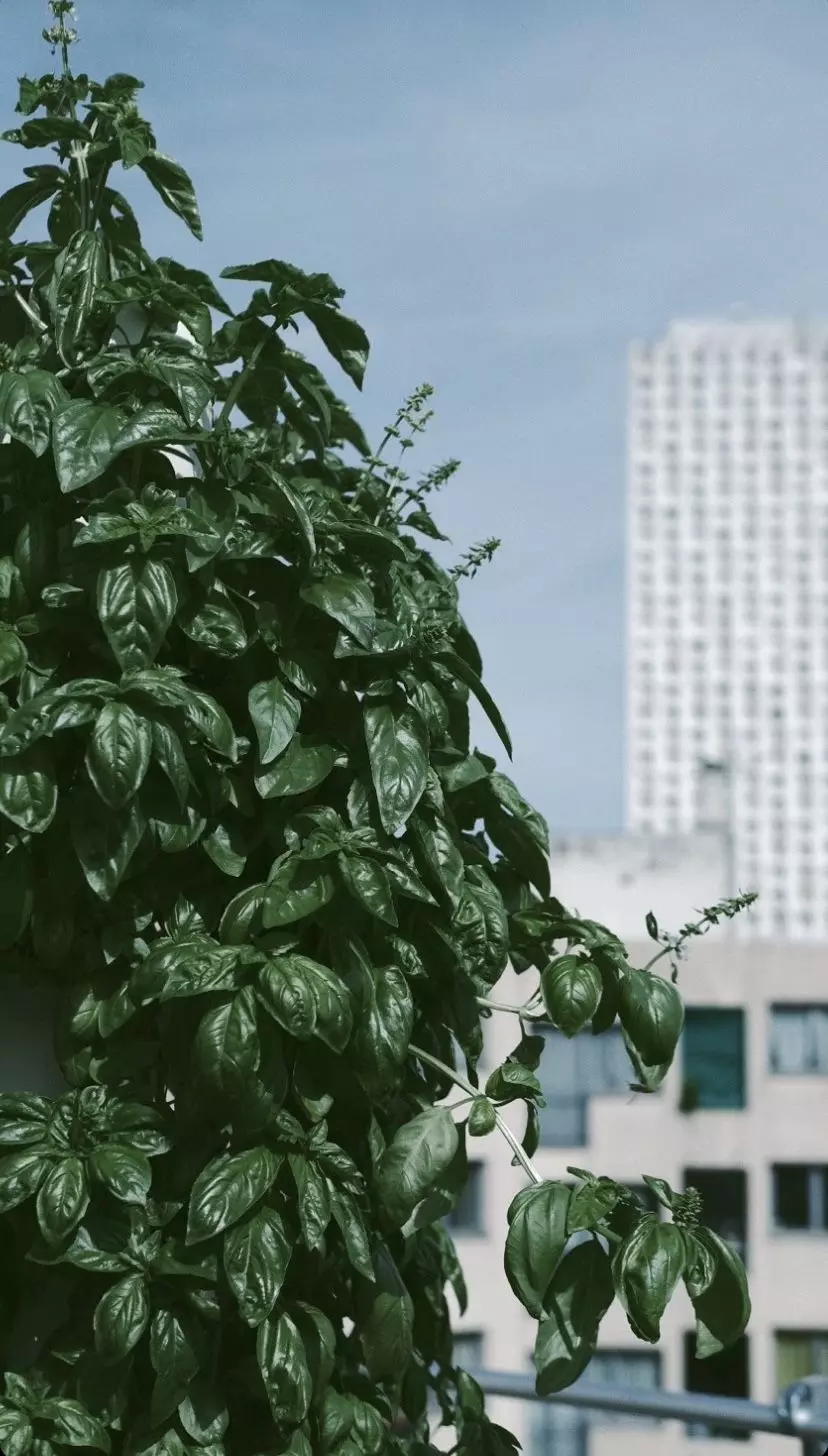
left=445, top=834, right=828, bottom=1456
left=626, top=319, right=828, bottom=941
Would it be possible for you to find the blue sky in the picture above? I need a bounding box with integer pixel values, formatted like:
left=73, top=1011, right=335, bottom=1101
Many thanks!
left=3, top=1, right=828, bottom=831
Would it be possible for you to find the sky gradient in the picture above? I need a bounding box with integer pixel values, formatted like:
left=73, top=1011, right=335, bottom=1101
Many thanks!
left=2, top=1, right=828, bottom=832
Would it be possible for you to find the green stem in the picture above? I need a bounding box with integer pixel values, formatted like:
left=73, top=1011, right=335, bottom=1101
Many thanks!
left=217, top=317, right=281, bottom=428
left=476, top=994, right=542, bottom=1017
left=14, top=290, right=48, bottom=334
left=641, top=943, right=675, bottom=975
left=410, top=1043, right=542, bottom=1187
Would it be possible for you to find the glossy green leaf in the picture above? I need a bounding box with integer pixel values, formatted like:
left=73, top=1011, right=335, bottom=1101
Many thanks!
left=411, top=811, right=465, bottom=909
left=254, top=735, right=337, bottom=798
left=97, top=560, right=178, bottom=672
left=437, top=649, right=512, bottom=759
left=0, top=369, right=68, bottom=457
left=194, top=988, right=259, bottom=1097
left=337, top=851, right=396, bottom=925
left=177, top=1380, right=229, bottom=1446
left=53, top=400, right=126, bottom=492
left=138, top=151, right=203, bottom=239
left=489, top=771, right=549, bottom=855
left=289, top=1154, right=332, bottom=1250
left=0, top=626, right=26, bottom=686
left=504, top=1182, right=571, bottom=1319
left=248, top=677, right=301, bottom=764
left=93, top=1271, right=150, bottom=1363
left=0, top=1408, right=34, bottom=1456
left=0, top=1147, right=50, bottom=1213
left=40, top=1399, right=110, bottom=1453
left=468, top=1096, right=497, bottom=1136
left=223, top=1205, right=291, bottom=1327
left=256, top=958, right=316, bottom=1040
left=85, top=702, right=152, bottom=808
left=150, top=719, right=191, bottom=808
left=613, top=1216, right=686, bottom=1343
left=186, top=1146, right=281, bottom=1245
left=263, top=857, right=335, bottom=928
left=363, top=703, right=429, bottom=836
left=149, top=1308, right=200, bottom=1424
left=541, top=955, right=602, bottom=1038
left=54, top=229, right=107, bottom=359
left=36, top=1156, right=89, bottom=1245
left=301, top=575, right=375, bottom=648
left=684, top=1227, right=751, bottom=1358
left=619, top=969, right=685, bottom=1067
left=358, top=1244, right=414, bottom=1382
left=534, top=1239, right=614, bottom=1395
left=377, top=1108, right=459, bottom=1229
left=88, top=1145, right=153, bottom=1205
left=0, top=746, right=57, bottom=833
left=256, top=1312, right=313, bottom=1425
left=71, top=794, right=146, bottom=901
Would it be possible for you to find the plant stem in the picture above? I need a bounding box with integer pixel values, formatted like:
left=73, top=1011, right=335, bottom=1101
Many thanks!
left=217, top=317, right=281, bottom=428
left=410, top=1043, right=543, bottom=1187
left=476, top=995, right=538, bottom=1016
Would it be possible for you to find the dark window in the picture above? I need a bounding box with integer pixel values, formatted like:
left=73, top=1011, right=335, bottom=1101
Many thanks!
left=772, top=1165, right=828, bottom=1231
left=685, top=1169, right=747, bottom=1263
left=682, top=1008, right=746, bottom=1109
left=444, top=1162, right=484, bottom=1235
left=769, top=1004, right=828, bottom=1073
left=684, top=1334, right=749, bottom=1440
left=536, top=1027, right=631, bottom=1147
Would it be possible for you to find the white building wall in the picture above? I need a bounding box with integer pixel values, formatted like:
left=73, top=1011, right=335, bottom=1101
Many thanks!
left=626, top=319, right=828, bottom=941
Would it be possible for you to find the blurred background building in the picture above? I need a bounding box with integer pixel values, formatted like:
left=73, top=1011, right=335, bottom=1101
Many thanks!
left=443, top=321, right=828, bottom=1455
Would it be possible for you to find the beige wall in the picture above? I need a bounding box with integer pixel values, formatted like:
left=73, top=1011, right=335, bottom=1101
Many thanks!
left=441, top=836, right=828, bottom=1456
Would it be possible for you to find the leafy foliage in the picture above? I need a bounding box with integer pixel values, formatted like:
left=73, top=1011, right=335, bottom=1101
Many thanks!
left=0, top=9, right=753, bottom=1454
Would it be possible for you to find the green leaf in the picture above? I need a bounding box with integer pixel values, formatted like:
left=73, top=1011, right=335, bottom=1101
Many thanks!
left=0, top=747, right=57, bottom=833
left=0, top=174, right=63, bottom=238
left=257, top=958, right=316, bottom=1040
left=186, top=1147, right=281, bottom=1245
left=504, top=1182, right=571, bottom=1319
left=411, top=812, right=465, bottom=909
left=54, top=230, right=107, bottom=359
left=85, top=702, right=152, bottom=808
left=263, top=857, right=335, bottom=928
left=358, top=1244, right=414, bottom=1383
left=376, top=1108, right=458, bottom=1229
left=292, top=1302, right=336, bottom=1407
left=53, top=400, right=126, bottom=492
left=97, top=560, right=178, bottom=671
left=138, top=151, right=203, bottom=239
left=194, top=989, right=259, bottom=1097
left=0, top=1147, right=50, bottom=1213
left=437, top=649, right=512, bottom=758
left=149, top=1308, right=200, bottom=1425
left=248, top=677, right=301, bottom=765
left=179, top=584, right=247, bottom=658
left=485, top=804, right=550, bottom=897
left=0, top=626, right=26, bottom=686
left=541, top=956, right=602, bottom=1038
left=202, top=820, right=247, bottom=877
left=567, top=1177, right=624, bottom=1233
left=337, top=851, right=397, bottom=925
left=351, top=961, right=413, bottom=1088
left=71, top=794, right=146, bottom=901
left=301, top=575, right=375, bottom=648
left=468, top=1096, right=497, bottom=1136
left=150, top=719, right=190, bottom=808
left=262, top=468, right=316, bottom=560
left=177, top=1380, right=229, bottom=1446
left=0, top=1092, right=50, bottom=1146
left=0, top=1407, right=33, bottom=1456
left=684, top=1227, right=751, bottom=1358
left=489, top=771, right=549, bottom=855
left=36, top=1156, right=89, bottom=1245
left=0, top=370, right=68, bottom=457
left=289, top=1154, right=331, bottom=1250
left=40, top=1399, right=110, bottom=1453
left=534, top=1239, right=614, bottom=1395
left=87, top=1145, right=152, bottom=1205
left=613, top=1216, right=686, bottom=1343
left=218, top=883, right=265, bottom=944
left=363, top=704, right=429, bottom=836
left=329, top=1187, right=374, bottom=1280
left=254, top=735, right=337, bottom=798
left=485, top=1061, right=542, bottom=1105
left=223, top=1206, right=291, bottom=1327
left=256, top=1312, right=312, bottom=1426
left=619, top=969, right=685, bottom=1067
left=303, top=303, right=370, bottom=389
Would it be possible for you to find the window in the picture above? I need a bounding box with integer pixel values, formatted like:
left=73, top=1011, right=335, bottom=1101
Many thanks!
left=684, top=1335, right=749, bottom=1441
left=775, top=1332, right=828, bottom=1392
left=536, top=1027, right=631, bottom=1147
left=682, top=1009, right=746, bottom=1110
left=769, top=1004, right=828, bottom=1073
left=445, top=1162, right=485, bottom=1235
left=772, top=1165, right=828, bottom=1231
left=452, top=1331, right=483, bottom=1371
left=529, top=1351, right=661, bottom=1455
left=685, top=1169, right=747, bottom=1262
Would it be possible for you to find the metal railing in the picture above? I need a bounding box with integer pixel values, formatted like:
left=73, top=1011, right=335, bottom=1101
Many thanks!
left=472, top=1369, right=828, bottom=1456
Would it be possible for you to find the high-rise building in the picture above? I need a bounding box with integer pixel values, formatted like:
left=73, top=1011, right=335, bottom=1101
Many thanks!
left=626, top=320, right=828, bottom=940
